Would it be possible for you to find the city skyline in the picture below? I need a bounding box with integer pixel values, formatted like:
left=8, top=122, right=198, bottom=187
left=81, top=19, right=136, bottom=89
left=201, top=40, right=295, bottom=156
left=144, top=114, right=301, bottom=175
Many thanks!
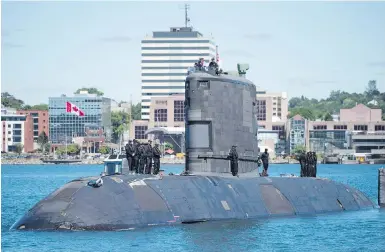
left=2, top=1, right=385, bottom=105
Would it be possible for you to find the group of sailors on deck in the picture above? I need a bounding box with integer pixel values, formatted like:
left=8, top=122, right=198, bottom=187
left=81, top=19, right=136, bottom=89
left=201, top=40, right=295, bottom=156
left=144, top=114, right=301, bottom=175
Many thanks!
left=124, top=139, right=162, bottom=175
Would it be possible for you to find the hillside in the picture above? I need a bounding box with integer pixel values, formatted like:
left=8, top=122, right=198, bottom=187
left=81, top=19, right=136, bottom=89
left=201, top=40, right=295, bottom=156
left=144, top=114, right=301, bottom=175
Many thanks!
left=288, top=80, right=385, bottom=120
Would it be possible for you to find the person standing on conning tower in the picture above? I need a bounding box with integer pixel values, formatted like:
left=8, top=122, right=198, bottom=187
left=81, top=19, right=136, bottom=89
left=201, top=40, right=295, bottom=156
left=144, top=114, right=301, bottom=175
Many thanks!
left=208, top=57, right=218, bottom=73
left=228, top=146, right=239, bottom=176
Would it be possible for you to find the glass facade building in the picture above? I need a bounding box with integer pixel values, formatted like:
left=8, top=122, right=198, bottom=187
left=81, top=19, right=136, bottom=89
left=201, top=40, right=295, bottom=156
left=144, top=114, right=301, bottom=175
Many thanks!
left=309, top=130, right=347, bottom=153
left=49, top=95, right=111, bottom=144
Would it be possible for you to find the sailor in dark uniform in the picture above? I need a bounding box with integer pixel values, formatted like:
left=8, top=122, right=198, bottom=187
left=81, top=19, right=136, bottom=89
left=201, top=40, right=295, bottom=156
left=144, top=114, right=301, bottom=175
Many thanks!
left=132, top=140, right=139, bottom=173
left=208, top=57, right=218, bottom=73
left=139, top=143, right=147, bottom=174
left=228, top=145, right=239, bottom=176
left=260, top=148, right=269, bottom=176
left=125, top=140, right=135, bottom=172
left=152, top=142, right=161, bottom=175
left=145, top=140, right=153, bottom=174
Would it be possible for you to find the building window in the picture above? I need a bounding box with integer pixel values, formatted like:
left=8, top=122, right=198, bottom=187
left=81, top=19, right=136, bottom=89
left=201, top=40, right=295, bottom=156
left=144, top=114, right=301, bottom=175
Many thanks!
left=34, top=131, right=39, bottom=136
left=256, top=100, right=266, bottom=121
left=8, top=125, right=11, bottom=128
left=375, top=125, right=385, bottom=131
left=334, top=125, right=347, bottom=130
left=14, top=124, right=22, bottom=129
left=272, top=126, right=284, bottom=131
left=354, top=125, right=368, bottom=131
left=154, top=109, right=167, bottom=122
left=8, top=138, right=11, bottom=141
left=174, top=100, right=184, bottom=122
left=43, top=113, right=46, bottom=116
left=33, top=118, right=38, bottom=123
left=155, top=100, right=167, bottom=105
left=135, top=126, right=148, bottom=139
left=313, top=125, right=327, bottom=130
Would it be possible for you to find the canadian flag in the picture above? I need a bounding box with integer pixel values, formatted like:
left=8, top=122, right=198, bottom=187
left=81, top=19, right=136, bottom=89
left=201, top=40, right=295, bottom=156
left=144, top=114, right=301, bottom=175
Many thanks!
left=66, top=101, right=85, bottom=117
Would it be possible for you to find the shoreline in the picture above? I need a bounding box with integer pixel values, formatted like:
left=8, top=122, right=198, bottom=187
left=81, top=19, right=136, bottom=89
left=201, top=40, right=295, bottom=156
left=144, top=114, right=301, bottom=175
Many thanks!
left=1, top=158, right=185, bottom=165
left=1, top=158, right=297, bottom=165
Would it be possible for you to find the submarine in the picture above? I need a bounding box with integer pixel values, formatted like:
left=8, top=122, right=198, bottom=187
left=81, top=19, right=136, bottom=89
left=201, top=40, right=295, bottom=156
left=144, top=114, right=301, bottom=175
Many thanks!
left=12, top=63, right=376, bottom=231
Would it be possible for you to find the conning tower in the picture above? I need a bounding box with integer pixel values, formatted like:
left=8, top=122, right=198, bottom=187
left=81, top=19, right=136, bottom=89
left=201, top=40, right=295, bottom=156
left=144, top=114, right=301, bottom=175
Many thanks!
left=184, top=64, right=259, bottom=174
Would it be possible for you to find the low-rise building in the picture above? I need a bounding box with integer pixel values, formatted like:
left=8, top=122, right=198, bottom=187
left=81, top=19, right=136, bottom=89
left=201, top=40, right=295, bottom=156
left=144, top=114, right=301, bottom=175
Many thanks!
left=17, top=110, right=48, bottom=150
left=1, top=112, right=34, bottom=153
left=306, top=104, right=385, bottom=154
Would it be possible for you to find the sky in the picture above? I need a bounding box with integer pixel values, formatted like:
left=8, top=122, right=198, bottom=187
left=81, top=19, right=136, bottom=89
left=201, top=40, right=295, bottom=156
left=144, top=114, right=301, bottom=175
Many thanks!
left=1, top=1, right=385, bottom=105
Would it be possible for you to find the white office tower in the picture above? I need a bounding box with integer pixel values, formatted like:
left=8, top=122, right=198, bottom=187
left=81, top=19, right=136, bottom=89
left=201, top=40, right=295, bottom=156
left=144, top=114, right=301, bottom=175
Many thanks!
left=140, top=26, right=216, bottom=120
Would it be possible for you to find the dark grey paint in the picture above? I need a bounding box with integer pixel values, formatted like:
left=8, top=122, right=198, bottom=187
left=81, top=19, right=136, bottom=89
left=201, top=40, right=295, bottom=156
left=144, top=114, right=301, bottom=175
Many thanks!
left=11, top=174, right=375, bottom=231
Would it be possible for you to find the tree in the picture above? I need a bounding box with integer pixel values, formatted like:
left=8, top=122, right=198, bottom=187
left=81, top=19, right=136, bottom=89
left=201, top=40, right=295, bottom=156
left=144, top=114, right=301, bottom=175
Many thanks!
left=56, top=144, right=80, bottom=155
left=99, top=146, right=110, bottom=154
left=15, top=144, right=24, bottom=155
left=111, top=111, right=131, bottom=143
left=165, top=142, right=173, bottom=150
left=31, top=104, right=49, bottom=110
left=292, top=145, right=306, bottom=155
left=131, top=103, right=142, bottom=120
left=323, top=112, right=333, bottom=121
left=1, top=92, right=24, bottom=109
left=365, top=80, right=380, bottom=98
left=288, top=107, right=316, bottom=120
left=37, top=131, right=49, bottom=153
left=74, top=87, right=104, bottom=96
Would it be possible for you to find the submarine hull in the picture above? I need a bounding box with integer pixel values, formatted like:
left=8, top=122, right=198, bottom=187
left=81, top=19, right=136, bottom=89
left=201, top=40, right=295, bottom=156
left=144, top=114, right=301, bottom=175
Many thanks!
left=12, top=174, right=375, bottom=231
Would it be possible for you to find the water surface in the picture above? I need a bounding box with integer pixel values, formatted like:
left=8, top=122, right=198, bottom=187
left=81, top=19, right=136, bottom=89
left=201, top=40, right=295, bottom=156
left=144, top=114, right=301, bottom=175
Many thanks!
left=2, top=164, right=385, bottom=252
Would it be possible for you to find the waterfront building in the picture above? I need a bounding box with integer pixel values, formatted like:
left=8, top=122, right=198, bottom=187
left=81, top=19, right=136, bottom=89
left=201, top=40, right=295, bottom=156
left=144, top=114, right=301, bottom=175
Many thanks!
left=17, top=110, right=48, bottom=150
left=130, top=94, right=185, bottom=153
left=307, top=104, right=385, bottom=154
left=256, top=91, right=289, bottom=155
left=140, top=26, right=216, bottom=120
left=1, top=112, right=33, bottom=153
left=48, top=92, right=112, bottom=148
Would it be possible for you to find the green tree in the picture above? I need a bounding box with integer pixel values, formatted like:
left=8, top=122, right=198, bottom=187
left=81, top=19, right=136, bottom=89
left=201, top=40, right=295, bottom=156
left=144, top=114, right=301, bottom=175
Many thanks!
left=30, top=104, right=49, bottom=110
left=74, top=87, right=104, bottom=96
left=131, top=103, right=142, bottom=120
left=289, top=107, right=316, bottom=120
left=292, top=145, right=306, bottom=155
left=365, top=80, right=380, bottom=97
left=15, top=144, right=24, bottom=155
left=323, top=112, right=333, bottom=121
left=111, top=111, right=131, bottom=143
left=99, top=146, right=110, bottom=154
left=37, top=131, right=49, bottom=152
left=1, top=92, right=24, bottom=109
left=165, top=142, right=173, bottom=150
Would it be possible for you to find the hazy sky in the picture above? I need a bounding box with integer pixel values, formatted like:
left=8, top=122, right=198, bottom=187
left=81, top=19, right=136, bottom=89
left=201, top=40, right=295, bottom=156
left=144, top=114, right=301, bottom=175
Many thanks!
left=2, top=1, right=385, bottom=105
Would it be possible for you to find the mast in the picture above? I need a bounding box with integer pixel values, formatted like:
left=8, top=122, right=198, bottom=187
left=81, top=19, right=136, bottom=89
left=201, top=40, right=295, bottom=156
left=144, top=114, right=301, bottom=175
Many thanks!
left=184, top=4, right=190, bottom=28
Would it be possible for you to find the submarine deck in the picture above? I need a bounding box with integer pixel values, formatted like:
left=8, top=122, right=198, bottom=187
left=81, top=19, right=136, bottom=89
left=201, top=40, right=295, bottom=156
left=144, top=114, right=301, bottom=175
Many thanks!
left=12, top=173, right=375, bottom=231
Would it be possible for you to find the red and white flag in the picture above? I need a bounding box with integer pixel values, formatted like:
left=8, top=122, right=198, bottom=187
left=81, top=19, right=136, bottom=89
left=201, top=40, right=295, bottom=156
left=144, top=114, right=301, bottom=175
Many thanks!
left=66, top=101, right=85, bottom=117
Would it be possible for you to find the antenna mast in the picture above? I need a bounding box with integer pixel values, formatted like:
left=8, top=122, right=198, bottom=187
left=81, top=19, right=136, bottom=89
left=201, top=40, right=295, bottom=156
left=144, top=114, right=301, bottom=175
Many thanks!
left=184, top=4, right=190, bottom=28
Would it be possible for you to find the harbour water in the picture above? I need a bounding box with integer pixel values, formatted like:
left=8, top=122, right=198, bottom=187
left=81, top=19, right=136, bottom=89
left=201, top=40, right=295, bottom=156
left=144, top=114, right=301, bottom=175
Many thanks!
left=2, top=164, right=385, bottom=252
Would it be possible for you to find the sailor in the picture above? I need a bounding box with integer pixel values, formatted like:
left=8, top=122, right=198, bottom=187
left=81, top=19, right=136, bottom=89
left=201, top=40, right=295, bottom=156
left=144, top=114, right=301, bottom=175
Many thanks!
left=152, top=142, right=161, bottom=175
left=145, top=140, right=153, bottom=174
left=228, top=145, right=239, bottom=176
left=138, top=143, right=146, bottom=174
left=133, top=140, right=140, bottom=173
left=195, top=58, right=205, bottom=71
left=260, top=149, right=270, bottom=176
left=125, top=140, right=135, bottom=172
left=208, top=57, right=219, bottom=72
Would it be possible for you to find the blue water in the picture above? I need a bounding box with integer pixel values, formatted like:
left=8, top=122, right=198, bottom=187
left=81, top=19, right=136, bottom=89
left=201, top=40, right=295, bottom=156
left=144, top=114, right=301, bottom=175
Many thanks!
left=2, top=164, right=385, bottom=252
